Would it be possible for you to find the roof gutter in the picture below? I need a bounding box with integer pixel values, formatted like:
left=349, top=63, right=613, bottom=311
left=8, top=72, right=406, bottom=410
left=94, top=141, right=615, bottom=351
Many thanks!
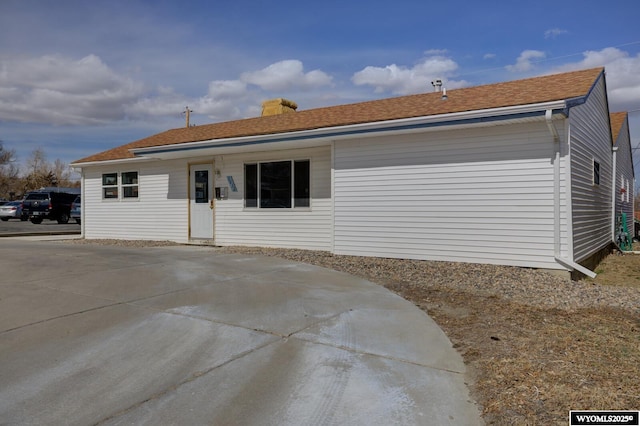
left=71, top=155, right=158, bottom=168
left=130, top=100, right=568, bottom=158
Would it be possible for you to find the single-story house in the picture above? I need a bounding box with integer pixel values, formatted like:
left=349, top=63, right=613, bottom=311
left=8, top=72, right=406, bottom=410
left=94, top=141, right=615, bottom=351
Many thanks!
left=72, top=67, right=633, bottom=277
left=610, top=111, right=636, bottom=249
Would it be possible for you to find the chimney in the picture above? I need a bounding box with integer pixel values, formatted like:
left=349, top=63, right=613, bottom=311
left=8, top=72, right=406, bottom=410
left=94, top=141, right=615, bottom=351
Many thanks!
left=261, top=98, right=298, bottom=117
left=431, top=79, right=443, bottom=92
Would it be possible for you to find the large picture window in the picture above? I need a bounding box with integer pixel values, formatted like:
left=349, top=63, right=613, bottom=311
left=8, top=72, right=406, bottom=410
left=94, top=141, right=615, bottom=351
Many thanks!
left=244, top=160, right=310, bottom=209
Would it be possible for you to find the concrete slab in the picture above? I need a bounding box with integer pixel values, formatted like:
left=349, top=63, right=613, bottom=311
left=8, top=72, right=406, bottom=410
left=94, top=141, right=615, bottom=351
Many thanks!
left=0, top=304, right=278, bottom=425
left=0, top=282, right=115, bottom=332
left=102, top=338, right=476, bottom=426
left=0, top=240, right=482, bottom=425
left=295, top=307, right=465, bottom=373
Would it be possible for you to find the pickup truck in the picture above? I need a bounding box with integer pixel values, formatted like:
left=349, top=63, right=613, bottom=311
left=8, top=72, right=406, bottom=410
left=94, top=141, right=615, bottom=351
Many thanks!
left=22, top=189, right=80, bottom=224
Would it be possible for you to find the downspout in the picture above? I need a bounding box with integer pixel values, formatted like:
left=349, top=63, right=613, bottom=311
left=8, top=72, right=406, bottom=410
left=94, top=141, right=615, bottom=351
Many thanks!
left=546, top=110, right=561, bottom=258
left=611, top=146, right=618, bottom=241
left=546, top=109, right=597, bottom=278
left=79, top=168, right=85, bottom=238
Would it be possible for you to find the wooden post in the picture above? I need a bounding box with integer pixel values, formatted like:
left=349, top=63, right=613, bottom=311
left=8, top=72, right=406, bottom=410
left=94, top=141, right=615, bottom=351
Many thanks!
left=184, top=106, right=193, bottom=127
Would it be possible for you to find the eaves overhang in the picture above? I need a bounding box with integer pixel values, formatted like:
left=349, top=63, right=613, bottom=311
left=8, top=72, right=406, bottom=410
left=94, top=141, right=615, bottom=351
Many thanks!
left=71, top=155, right=157, bottom=169
left=78, top=100, right=569, bottom=165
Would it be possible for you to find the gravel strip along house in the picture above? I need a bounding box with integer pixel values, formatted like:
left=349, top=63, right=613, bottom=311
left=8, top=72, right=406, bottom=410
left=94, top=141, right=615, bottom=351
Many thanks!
left=72, top=67, right=634, bottom=277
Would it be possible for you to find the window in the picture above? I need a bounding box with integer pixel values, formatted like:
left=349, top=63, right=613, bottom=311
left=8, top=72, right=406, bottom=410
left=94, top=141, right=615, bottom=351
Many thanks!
left=593, top=160, right=600, bottom=186
left=194, top=170, right=208, bottom=203
left=122, top=172, right=139, bottom=198
left=294, top=160, right=310, bottom=207
left=244, top=160, right=310, bottom=209
left=626, top=179, right=630, bottom=203
left=102, top=171, right=139, bottom=200
left=245, top=164, right=258, bottom=208
left=102, top=173, right=118, bottom=199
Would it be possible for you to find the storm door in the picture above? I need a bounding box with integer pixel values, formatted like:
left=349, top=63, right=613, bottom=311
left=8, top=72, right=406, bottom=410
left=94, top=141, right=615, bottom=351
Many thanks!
left=189, top=164, right=214, bottom=239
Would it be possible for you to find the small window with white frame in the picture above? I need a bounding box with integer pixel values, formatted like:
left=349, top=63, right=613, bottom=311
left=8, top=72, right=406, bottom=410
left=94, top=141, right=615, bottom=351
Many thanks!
left=102, top=173, right=118, bottom=199
left=592, top=159, right=600, bottom=186
left=122, top=171, right=139, bottom=199
left=626, top=178, right=630, bottom=203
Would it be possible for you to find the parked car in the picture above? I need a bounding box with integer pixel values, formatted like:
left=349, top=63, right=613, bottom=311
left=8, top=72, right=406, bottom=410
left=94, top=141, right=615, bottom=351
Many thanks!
left=0, top=201, right=27, bottom=221
left=70, top=195, right=81, bottom=224
left=22, top=189, right=80, bottom=224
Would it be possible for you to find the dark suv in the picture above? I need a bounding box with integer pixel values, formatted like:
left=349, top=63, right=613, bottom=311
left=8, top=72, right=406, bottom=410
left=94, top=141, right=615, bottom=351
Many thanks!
left=22, top=189, right=80, bottom=224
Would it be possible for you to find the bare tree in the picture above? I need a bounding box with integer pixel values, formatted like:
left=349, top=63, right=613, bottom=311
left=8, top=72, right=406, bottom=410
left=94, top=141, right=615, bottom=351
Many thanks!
left=22, top=148, right=55, bottom=192
left=0, top=142, right=20, bottom=199
left=52, top=158, right=75, bottom=187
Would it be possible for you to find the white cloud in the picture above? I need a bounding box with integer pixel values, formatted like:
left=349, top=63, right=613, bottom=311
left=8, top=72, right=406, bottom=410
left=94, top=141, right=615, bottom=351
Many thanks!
left=424, top=49, right=448, bottom=56
left=544, top=28, right=569, bottom=39
left=0, top=55, right=335, bottom=126
left=506, top=50, right=546, bottom=72
left=351, top=53, right=468, bottom=95
left=208, top=80, right=247, bottom=98
left=0, top=54, right=144, bottom=125
left=544, top=28, right=568, bottom=39
left=483, top=53, right=497, bottom=60
left=550, top=47, right=640, bottom=111
left=125, top=83, right=248, bottom=123
left=240, top=60, right=332, bottom=91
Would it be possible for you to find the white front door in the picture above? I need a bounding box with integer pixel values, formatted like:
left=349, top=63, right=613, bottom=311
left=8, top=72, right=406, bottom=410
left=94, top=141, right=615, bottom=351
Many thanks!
left=190, top=164, right=214, bottom=240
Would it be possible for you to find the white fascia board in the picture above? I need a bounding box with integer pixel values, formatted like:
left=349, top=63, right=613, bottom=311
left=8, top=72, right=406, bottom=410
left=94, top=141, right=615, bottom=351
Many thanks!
left=71, top=156, right=157, bottom=169
left=129, top=99, right=568, bottom=159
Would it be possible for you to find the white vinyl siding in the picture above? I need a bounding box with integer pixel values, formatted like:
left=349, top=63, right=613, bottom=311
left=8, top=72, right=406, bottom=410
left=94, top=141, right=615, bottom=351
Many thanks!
left=214, top=146, right=332, bottom=251
left=568, top=76, right=613, bottom=262
left=333, top=121, right=568, bottom=269
left=84, top=160, right=189, bottom=242
left=613, top=117, right=635, bottom=236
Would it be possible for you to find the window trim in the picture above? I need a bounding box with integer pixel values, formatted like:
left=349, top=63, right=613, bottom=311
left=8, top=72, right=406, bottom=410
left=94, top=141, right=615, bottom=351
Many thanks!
left=243, top=159, right=311, bottom=210
left=592, top=159, right=600, bottom=186
left=101, top=171, right=139, bottom=201
left=102, top=172, right=119, bottom=200
left=121, top=171, right=139, bottom=199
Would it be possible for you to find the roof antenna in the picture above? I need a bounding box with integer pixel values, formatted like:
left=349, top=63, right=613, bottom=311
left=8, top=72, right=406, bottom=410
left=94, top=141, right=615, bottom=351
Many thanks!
left=183, top=106, right=193, bottom=128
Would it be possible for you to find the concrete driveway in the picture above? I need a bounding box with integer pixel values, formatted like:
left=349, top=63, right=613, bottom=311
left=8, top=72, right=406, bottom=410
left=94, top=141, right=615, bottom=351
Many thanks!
left=0, top=239, right=481, bottom=425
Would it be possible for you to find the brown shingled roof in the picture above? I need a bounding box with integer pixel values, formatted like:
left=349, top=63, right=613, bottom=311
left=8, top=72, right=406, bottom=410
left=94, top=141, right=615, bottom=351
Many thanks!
left=74, top=67, right=604, bottom=164
left=610, top=111, right=628, bottom=145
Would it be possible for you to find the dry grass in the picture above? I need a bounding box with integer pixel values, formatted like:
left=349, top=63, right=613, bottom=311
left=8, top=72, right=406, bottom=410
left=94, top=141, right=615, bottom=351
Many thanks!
left=591, top=247, right=640, bottom=288
left=386, top=284, right=640, bottom=425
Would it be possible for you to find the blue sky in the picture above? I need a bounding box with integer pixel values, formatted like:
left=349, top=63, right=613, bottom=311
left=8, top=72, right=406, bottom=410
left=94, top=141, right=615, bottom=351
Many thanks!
left=1, top=0, right=640, bottom=172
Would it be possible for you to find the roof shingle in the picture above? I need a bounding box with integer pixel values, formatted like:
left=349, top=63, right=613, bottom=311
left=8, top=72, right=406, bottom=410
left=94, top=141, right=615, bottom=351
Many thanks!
left=74, top=67, right=604, bottom=164
left=610, top=111, right=628, bottom=145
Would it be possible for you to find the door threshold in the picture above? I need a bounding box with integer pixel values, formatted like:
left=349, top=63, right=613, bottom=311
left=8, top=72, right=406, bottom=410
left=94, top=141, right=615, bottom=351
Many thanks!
left=187, top=239, right=217, bottom=246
